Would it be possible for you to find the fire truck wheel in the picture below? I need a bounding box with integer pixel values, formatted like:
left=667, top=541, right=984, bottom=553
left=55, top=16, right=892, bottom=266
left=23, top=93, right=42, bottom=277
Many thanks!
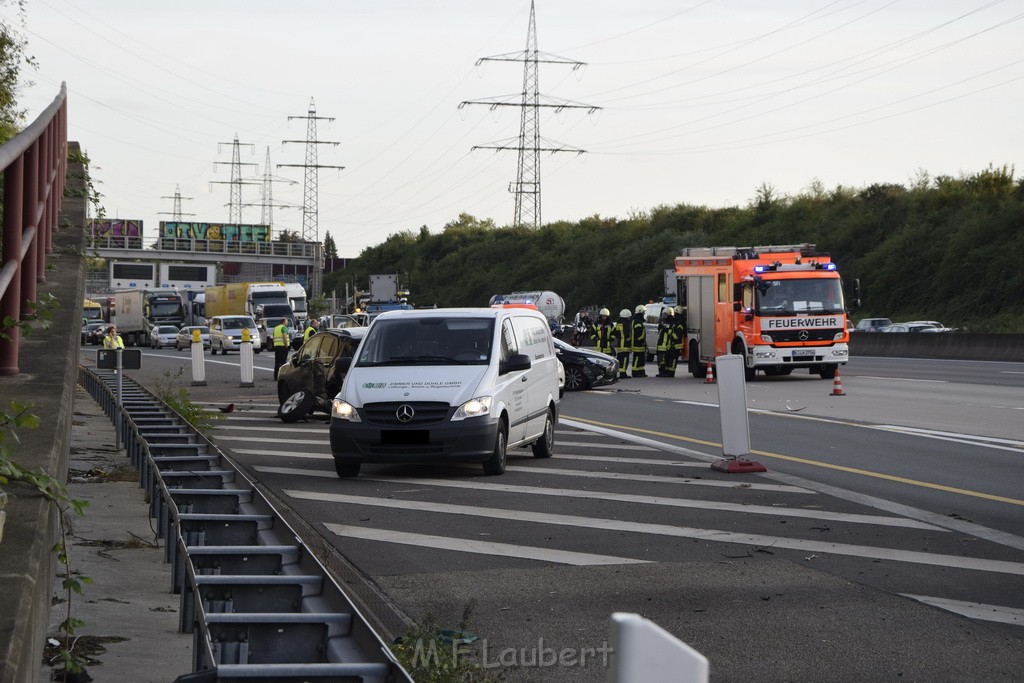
left=689, top=342, right=706, bottom=378
left=818, top=365, right=837, bottom=379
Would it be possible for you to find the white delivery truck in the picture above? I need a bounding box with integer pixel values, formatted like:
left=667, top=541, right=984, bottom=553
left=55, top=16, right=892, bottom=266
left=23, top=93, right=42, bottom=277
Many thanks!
left=284, top=283, right=308, bottom=324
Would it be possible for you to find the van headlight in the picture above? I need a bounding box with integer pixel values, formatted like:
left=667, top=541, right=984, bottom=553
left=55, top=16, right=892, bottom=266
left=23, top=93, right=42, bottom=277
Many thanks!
left=452, top=396, right=492, bottom=421
left=331, top=399, right=361, bottom=422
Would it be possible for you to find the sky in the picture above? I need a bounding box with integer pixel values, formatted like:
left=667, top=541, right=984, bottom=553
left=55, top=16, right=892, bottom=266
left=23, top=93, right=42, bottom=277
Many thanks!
left=15, top=0, right=1024, bottom=256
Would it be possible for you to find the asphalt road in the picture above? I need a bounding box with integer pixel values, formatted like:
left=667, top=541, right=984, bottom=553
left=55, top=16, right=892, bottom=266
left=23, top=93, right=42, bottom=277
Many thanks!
left=82, top=345, right=1024, bottom=681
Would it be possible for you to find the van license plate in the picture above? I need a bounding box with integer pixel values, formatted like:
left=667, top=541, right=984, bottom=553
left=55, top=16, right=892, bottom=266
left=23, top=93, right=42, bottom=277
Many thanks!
left=382, top=430, right=429, bottom=446
left=791, top=349, right=814, bottom=358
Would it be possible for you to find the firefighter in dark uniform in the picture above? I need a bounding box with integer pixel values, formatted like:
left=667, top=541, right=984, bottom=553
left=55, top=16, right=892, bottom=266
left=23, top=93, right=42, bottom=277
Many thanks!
left=666, top=305, right=686, bottom=377
left=630, top=304, right=647, bottom=378
left=613, top=308, right=632, bottom=379
left=590, top=308, right=616, bottom=356
left=656, top=307, right=675, bottom=377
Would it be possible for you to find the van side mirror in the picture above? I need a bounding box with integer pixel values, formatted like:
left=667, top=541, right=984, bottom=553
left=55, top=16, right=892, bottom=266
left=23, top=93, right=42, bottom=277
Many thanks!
left=501, top=353, right=531, bottom=374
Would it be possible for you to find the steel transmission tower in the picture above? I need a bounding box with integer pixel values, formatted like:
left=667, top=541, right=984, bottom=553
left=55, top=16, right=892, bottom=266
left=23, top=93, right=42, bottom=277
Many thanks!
left=460, top=0, right=599, bottom=228
left=280, top=99, right=344, bottom=298
left=211, top=135, right=258, bottom=223
left=159, top=184, right=195, bottom=222
left=241, top=147, right=297, bottom=234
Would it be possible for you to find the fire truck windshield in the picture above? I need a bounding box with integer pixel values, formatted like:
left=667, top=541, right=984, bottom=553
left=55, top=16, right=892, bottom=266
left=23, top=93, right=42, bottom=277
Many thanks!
left=755, top=278, right=844, bottom=316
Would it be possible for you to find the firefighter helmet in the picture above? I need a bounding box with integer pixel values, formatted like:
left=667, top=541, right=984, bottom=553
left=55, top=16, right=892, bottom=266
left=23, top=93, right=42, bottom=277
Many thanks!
left=599, top=308, right=610, bottom=317
left=675, top=306, right=684, bottom=315
left=635, top=304, right=646, bottom=314
left=619, top=308, right=631, bottom=318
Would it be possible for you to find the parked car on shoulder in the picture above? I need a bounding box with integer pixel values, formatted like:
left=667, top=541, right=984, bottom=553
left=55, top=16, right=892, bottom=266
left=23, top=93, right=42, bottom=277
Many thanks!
left=881, top=322, right=940, bottom=333
left=553, top=338, right=619, bottom=391
left=209, top=315, right=262, bottom=355
left=149, top=325, right=180, bottom=349
left=277, top=328, right=366, bottom=422
left=175, top=325, right=210, bottom=350
left=854, top=317, right=892, bottom=332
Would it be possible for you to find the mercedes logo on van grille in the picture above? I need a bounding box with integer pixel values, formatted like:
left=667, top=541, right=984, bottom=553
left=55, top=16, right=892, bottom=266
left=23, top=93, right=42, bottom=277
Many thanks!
left=396, top=404, right=415, bottom=422
left=798, top=330, right=809, bottom=341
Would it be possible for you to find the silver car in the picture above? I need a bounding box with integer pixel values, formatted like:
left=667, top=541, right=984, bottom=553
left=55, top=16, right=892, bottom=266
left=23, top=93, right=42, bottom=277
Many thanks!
left=175, top=325, right=211, bottom=350
left=149, top=325, right=180, bottom=349
left=208, top=315, right=262, bottom=355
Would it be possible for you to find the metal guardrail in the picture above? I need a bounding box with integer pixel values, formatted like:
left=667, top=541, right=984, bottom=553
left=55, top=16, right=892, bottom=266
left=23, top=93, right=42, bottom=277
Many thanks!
left=89, top=236, right=320, bottom=258
left=79, top=367, right=412, bottom=682
left=0, top=83, right=68, bottom=376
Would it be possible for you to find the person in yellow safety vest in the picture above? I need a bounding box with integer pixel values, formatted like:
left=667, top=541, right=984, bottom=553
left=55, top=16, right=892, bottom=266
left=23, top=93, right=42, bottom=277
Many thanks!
left=655, top=307, right=675, bottom=377
left=630, top=304, right=647, bottom=377
left=102, top=326, right=125, bottom=350
left=303, top=318, right=319, bottom=343
left=273, top=318, right=290, bottom=380
left=667, top=305, right=686, bottom=377
left=590, top=308, right=616, bottom=355
left=612, top=309, right=632, bottom=379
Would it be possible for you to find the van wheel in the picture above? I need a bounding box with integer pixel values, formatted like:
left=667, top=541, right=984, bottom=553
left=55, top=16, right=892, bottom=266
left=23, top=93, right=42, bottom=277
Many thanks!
left=334, top=460, right=360, bottom=478
left=279, top=390, right=315, bottom=423
left=483, top=421, right=508, bottom=475
left=531, top=408, right=555, bottom=459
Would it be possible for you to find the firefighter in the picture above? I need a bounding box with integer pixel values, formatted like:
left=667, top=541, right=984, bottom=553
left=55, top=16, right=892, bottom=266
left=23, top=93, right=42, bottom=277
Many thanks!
left=631, top=304, right=647, bottom=378
left=665, top=305, right=686, bottom=377
left=590, top=308, right=616, bottom=356
left=655, top=307, right=675, bottom=377
left=613, top=309, right=632, bottom=379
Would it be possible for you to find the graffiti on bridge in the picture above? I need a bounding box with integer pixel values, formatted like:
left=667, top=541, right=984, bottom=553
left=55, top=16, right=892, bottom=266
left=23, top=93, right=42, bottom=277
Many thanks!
left=90, top=219, right=143, bottom=239
left=161, top=222, right=271, bottom=242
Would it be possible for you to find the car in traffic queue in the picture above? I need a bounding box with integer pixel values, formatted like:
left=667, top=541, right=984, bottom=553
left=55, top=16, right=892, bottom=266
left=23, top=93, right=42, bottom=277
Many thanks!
left=854, top=317, right=892, bottom=332
left=174, top=325, right=210, bottom=350
left=277, top=327, right=367, bottom=423
left=149, top=324, right=180, bottom=349
left=81, top=322, right=107, bottom=345
left=881, top=322, right=942, bottom=333
left=208, top=315, right=262, bottom=355
left=553, top=338, right=619, bottom=391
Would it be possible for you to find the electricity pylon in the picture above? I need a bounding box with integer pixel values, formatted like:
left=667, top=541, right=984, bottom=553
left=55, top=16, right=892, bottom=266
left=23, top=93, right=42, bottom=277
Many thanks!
left=241, top=147, right=298, bottom=236
left=280, top=99, right=345, bottom=298
left=460, top=0, right=599, bottom=228
left=211, top=135, right=259, bottom=223
left=159, top=184, right=195, bottom=222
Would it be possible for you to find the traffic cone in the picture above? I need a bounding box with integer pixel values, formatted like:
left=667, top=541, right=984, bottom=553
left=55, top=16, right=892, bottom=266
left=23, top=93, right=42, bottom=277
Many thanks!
left=704, top=362, right=716, bottom=384
left=830, top=368, right=846, bottom=396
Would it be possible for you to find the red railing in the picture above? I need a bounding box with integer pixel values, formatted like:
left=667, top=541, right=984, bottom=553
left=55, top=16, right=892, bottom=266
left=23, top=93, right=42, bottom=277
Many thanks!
left=0, top=83, right=67, bottom=375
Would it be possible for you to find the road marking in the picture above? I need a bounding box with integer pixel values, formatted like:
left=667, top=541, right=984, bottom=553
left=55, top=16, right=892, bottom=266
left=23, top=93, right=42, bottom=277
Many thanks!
left=323, top=523, right=648, bottom=566
left=868, top=425, right=1024, bottom=451
left=556, top=453, right=707, bottom=467
left=674, top=400, right=718, bottom=408
left=557, top=441, right=656, bottom=451
left=214, top=425, right=326, bottom=433
left=563, top=416, right=1024, bottom=507
left=233, top=449, right=331, bottom=460
left=855, top=376, right=948, bottom=383
left=354, top=475, right=943, bottom=530
left=285, top=490, right=1024, bottom=576
left=218, top=437, right=327, bottom=446
left=900, top=595, right=1024, bottom=625
left=999, top=371, right=1024, bottom=375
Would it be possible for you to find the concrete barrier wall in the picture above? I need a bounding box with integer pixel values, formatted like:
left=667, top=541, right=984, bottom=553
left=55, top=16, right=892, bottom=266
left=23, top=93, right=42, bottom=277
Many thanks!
left=849, top=333, right=1024, bottom=362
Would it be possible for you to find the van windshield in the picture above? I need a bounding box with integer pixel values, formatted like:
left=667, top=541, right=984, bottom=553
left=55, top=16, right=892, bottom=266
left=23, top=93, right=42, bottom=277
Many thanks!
left=356, top=318, right=495, bottom=366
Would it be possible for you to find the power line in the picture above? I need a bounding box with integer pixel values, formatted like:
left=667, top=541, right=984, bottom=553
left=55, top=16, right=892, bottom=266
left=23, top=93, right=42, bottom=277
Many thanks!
left=242, top=147, right=298, bottom=234
left=460, top=0, right=599, bottom=229
left=159, top=184, right=195, bottom=222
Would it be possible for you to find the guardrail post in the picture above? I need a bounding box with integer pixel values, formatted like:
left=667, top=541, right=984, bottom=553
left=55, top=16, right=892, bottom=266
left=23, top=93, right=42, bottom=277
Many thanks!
left=0, top=156, right=24, bottom=375
left=23, top=140, right=40, bottom=298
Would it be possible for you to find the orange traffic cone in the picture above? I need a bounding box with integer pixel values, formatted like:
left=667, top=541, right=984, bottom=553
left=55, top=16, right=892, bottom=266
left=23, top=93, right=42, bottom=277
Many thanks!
left=704, top=362, right=716, bottom=384
left=830, top=368, right=846, bottom=396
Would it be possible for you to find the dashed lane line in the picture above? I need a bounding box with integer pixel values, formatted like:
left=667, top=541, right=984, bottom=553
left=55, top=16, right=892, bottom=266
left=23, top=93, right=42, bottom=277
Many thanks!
left=900, top=595, right=1024, bottom=626
left=284, top=490, right=1024, bottom=576
left=322, top=524, right=649, bottom=566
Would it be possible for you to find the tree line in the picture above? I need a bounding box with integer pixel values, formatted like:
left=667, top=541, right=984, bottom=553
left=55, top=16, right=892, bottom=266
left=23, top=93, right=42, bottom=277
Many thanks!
left=326, top=166, right=1024, bottom=333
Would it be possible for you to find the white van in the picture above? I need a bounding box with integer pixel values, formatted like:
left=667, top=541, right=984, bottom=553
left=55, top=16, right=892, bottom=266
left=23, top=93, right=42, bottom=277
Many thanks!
left=329, top=307, right=560, bottom=477
left=208, top=315, right=262, bottom=355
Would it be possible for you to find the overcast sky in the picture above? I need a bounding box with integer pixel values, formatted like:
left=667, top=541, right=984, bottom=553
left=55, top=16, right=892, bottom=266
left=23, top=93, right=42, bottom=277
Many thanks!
left=17, top=0, right=1024, bottom=256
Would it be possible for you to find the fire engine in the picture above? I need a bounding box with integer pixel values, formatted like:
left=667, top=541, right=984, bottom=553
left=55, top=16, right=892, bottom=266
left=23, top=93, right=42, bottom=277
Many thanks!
left=674, top=244, right=852, bottom=380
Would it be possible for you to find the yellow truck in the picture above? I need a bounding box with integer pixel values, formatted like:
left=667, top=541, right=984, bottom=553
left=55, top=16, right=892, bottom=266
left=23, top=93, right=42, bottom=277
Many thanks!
left=203, top=283, right=249, bottom=319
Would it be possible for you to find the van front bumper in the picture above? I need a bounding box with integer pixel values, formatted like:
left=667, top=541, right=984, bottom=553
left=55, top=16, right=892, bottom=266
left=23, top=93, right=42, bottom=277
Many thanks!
left=330, top=416, right=499, bottom=464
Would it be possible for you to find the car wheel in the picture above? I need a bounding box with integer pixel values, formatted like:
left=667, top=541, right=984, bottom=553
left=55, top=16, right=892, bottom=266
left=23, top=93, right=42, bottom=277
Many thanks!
left=211, top=343, right=217, bottom=355
left=531, top=408, right=555, bottom=459
left=564, top=366, right=589, bottom=391
left=279, top=390, right=315, bottom=423
left=334, top=460, right=360, bottom=478
left=482, top=420, right=508, bottom=475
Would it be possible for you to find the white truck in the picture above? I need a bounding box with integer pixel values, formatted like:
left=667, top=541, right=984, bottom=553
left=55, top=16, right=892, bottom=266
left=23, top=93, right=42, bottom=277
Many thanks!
left=112, top=288, right=186, bottom=346
left=489, top=291, right=566, bottom=327
left=245, top=282, right=289, bottom=318
left=368, top=273, right=401, bottom=302
left=284, top=283, right=308, bottom=324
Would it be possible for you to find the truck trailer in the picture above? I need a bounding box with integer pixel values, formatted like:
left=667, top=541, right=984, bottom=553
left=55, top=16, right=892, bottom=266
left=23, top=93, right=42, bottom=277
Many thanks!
left=674, top=244, right=851, bottom=380
left=112, top=289, right=186, bottom=346
left=489, top=291, right=566, bottom=327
